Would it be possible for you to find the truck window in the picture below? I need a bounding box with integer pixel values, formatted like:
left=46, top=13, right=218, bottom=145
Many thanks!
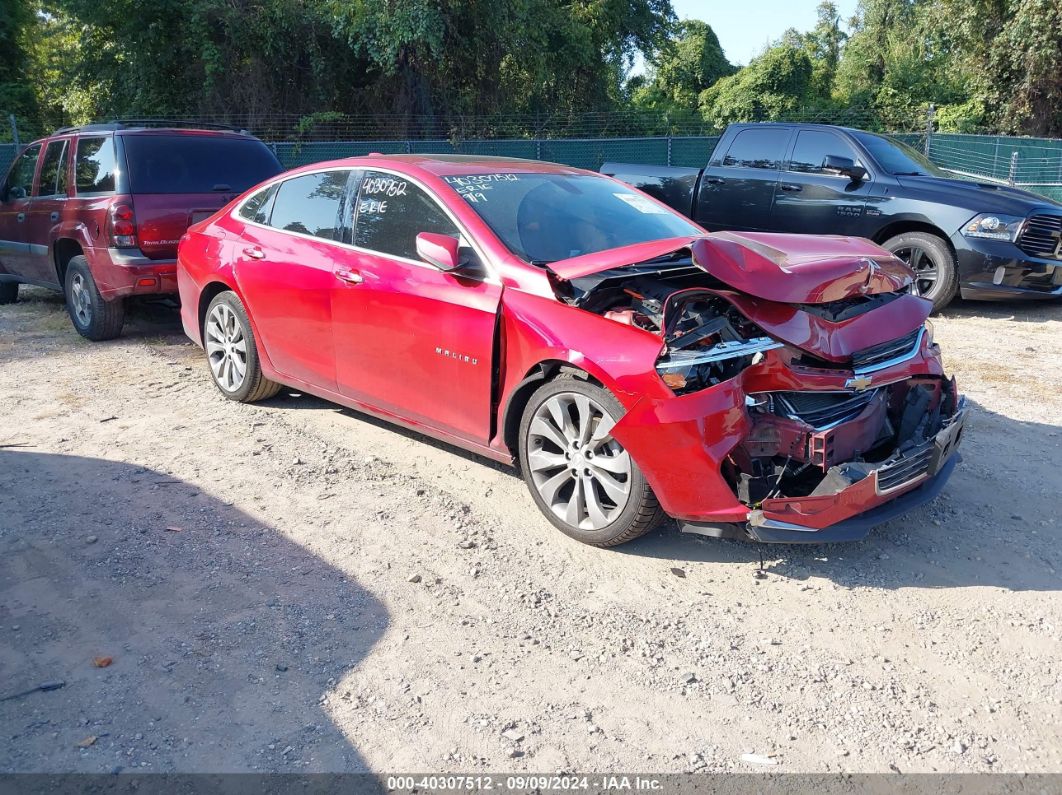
left=75, top=137, right=117, bottom=194
left=122, top=135, right=282, bottom=194
left=788, top=130, right=860, bottom=174
left=720, top=129, right=790, bottom=169
left=37, top=139, right=70, bottom=196
left=2, top=143, right=42, bottom=200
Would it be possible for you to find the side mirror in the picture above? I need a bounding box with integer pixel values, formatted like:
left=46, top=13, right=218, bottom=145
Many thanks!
left=416, top=232, right=461, bottom=271
left=823, top=155, right=867, bottom=182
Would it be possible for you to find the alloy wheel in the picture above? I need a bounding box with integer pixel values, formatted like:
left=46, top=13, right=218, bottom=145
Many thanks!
left=526, top=392, right=632, bottom=530
left=893, top=245, right=939, bottom=297
left=69, top=272, right=92, bottom=326
left=205, top=303, right=248, bottom=392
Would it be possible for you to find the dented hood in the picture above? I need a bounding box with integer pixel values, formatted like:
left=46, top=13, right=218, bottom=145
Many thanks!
left=548, top=232, right=914, bottom=304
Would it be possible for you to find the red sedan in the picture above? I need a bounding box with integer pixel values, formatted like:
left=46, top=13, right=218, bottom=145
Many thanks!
left=177, top=155, right=966, bottom=546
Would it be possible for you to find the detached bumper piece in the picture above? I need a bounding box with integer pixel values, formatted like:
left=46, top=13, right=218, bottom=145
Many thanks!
left=742, top=401, right=967, bottom=544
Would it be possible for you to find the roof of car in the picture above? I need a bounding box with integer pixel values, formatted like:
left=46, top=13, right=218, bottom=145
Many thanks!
left=49, top=121, right=256, bottom=137
left=302, top=153, right=588, bottom=178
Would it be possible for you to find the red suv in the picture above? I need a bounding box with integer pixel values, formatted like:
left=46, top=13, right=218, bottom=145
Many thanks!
left=0, top=123, right=283, bottom=339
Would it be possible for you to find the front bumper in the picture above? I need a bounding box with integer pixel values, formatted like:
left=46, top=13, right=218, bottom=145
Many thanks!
left=952, top=233, right=1062, bottom=300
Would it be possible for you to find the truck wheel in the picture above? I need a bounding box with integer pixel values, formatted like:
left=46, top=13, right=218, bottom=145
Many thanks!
left=0, top=282, right=18, bottom=304
left=64, top=256, right=125, bottom=340
left=203, top=291, right=282, bottom=403
left=882, top=232, right=958, bottom=312
left=518, top=374, right=663, bottom=547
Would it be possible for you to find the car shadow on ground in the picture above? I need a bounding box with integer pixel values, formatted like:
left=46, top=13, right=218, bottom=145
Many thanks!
left=938, top=296, right=1062, bottom=324
left=619, top=396, right=1062, bottom=592
left=0, top=450, right=386, bottom=773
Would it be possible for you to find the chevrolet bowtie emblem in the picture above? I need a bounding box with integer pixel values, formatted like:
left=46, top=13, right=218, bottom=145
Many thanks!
left=845, top=374, right=874, bottom=392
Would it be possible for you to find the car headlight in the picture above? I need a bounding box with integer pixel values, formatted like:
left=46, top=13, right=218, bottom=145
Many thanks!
left=656, top=337, right=783, bottom=394
left=961, top=213, right=1024, bottom=242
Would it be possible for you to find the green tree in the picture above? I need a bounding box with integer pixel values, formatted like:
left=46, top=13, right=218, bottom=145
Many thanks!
left=698, top=42, right=814, bottom=127
left=0, top=0, right=39, bottom=139
left=633, top=19, right=733, bottom=112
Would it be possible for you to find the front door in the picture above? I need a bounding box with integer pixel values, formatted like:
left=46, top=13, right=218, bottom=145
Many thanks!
left=331, top=169, right=501, bottom=445
left=0, top=142, right=43, bottom=280
left=23, top=138, right=72, bottom=286
left=769, top=128, right=874, bottom=236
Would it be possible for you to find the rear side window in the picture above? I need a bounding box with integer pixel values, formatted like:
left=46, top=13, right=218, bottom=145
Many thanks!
left=122, top=135, right=282, bottom=194
left=353, top=171, right=459, bottom=260
left=267, top=171, right=348, bottom=241
left=237, top=183, right=279, bottom=224
left=721, top=128, right=791, bottom=169
left=2, top=143, right=42, bottom=200
left=75, top=137, right=117, bottom=193
left=37, top=139, right=69, bottom=196
left=788, top=130, right=859, bottom=174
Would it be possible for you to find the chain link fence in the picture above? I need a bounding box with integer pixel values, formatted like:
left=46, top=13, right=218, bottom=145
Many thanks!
left=3, top=110, right=1061, bottom=202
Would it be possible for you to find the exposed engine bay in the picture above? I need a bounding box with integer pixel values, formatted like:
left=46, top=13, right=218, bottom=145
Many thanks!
left=553, top=253, right=963, bottom=511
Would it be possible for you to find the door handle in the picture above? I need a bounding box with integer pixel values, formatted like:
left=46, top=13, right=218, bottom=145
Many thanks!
left=704, top=177, right=725, bottom=185
left=242, top=246, right=266, bottom=260
left=335, top=268, right=364, bottom=285
left=780, top=184, right=803, bottom=192
left=16, top=212, right=25, bottom=223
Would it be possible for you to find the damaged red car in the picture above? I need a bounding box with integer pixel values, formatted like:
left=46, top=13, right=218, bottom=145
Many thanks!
left=177, top=156, right=966, bottom=546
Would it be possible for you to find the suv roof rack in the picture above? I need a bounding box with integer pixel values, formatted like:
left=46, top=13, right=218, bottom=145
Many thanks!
left=53, top=119, right=251, bottom=135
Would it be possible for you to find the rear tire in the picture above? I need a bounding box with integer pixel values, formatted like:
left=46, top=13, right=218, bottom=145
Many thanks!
left=0, top=282, right=18, bottom=304
left=203, top=291, right=282, bottom=403
left=64, top=256, right=125, bottom=340
left=518, top=373, right=663, bottom=547
left=882, top=231, right=958, bottom=312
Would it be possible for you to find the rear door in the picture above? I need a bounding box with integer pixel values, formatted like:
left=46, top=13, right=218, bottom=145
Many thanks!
left=120, top=133, right=283, bottom=260
left=0, top=142, right=43, bottom=279
left=331, top=169, right=501, bottom=445
left=23, top=137, right=72, bottom=285
left=694, top=127, right=793, bottom=231
left=230, top=170, right=349, bottom=391
left=769, top=128, right=875, bottom=235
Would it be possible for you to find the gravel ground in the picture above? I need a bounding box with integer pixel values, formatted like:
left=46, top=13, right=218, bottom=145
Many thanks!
left=0, top=287, right=1060, bottom=774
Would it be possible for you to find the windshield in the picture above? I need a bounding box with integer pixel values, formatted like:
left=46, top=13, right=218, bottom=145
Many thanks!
left=123, top=134, right=283, bottom=194
left=442, top=172, right=702, bottom=264
left=853, top=132, right=948, bottom=177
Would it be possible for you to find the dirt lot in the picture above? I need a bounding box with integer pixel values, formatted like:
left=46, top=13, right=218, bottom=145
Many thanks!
left=1, top=287, right=1060, bottom=775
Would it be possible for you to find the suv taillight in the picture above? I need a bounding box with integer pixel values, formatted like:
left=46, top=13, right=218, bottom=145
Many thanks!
left=109, top=203, right=138, bottom=248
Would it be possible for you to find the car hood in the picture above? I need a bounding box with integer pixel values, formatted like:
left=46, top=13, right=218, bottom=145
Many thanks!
left=894, top=175, right=1062, bottom=215
left=548, top=232, right=913, bottom=304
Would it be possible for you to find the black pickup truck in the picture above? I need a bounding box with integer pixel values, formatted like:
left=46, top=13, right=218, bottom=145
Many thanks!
left=603, top=123, right=1062, bottom=310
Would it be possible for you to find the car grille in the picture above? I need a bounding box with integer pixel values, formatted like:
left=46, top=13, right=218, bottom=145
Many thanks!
left=1018, top=214, right=1062, bottom=260
left=773, top=389, right=881, bottom=429
left=876, top=445, right=934, bottom=492
left=850, top=328, right=922, bottom=372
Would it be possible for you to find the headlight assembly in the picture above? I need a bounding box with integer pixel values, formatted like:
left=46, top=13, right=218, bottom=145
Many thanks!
left=961, top=213, right=1025, bottom=242
left=656, top=337, right=783, bottom=394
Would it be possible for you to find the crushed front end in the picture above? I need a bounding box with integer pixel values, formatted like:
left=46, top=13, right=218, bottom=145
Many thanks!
left=551, top=233, right=967, bottom=543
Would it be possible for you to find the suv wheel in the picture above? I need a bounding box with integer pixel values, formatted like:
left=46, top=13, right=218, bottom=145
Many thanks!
left=64, top=256, right=125, bottom=340
left=203, top=292, right=282, bottom=403
left=0, top=282, right=18, bottom=304
left=882, top=232, right=958, bottom=312
left=518, top=374, right=663, bottom=547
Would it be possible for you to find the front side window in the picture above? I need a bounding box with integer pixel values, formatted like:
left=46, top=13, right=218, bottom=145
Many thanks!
left=75, top=137, right=117, bottom=194
left=267, top=170, right=348, bottom=241
left=37, top=139, right=70, bottom=196
left=788, top=130, right=860, bottom=174
left=237, top=183, right=279, bottom=224
left=720, top=128, right=791, bottom=170
left=444, top=172, right=702, bottom=264
left=353, top=170, right=459, bottom=260
left=2, top=143, right=42, bottom=200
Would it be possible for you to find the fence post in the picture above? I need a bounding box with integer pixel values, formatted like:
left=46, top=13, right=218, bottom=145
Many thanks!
left=1008, top=151, right=1018, bottom=186
left=8, top=114, right=18, bottom=149
left=923, top=104, right=935, bottom=157
left=667, top=135, right=673, bottom=167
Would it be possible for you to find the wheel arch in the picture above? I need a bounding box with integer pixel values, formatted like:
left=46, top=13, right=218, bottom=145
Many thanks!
left=52, top=238, right=85, bottom=285
left=197, top=280, right=238, bottom=342
left=872, top=220, right=956, bottom=260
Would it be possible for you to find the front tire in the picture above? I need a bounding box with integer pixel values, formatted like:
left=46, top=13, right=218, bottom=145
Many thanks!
left=882, top=231, right=958, bottom=312
left=518, top=374, right=663, bottom=547
left=0, top=282, right=18, bottom=304
left=65, top=256, right=125, bottom=340
left=203, top=292, right=281, bottom=403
